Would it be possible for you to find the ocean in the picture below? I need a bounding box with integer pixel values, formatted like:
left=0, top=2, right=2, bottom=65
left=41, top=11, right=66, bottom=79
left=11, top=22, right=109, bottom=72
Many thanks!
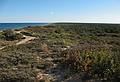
left=0, top=23, right=48, bottom=30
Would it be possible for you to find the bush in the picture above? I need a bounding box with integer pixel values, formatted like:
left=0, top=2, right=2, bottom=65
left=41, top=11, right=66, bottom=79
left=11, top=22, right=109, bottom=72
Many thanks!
left=61, top=48, right=119, bottom=80
left=0, top=33, right=5, bottom=39
left=0, top=51, right=48, bottom=82
left=2, top=30, right=23, bottom=41
left=20, top=32, right=33, bottom=36
left=0, top=68, right=37, bottom=82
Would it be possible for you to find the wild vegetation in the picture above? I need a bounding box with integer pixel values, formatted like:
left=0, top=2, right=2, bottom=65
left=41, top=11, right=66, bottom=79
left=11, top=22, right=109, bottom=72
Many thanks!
left=0, top=23, right=119, bottom=82
left=2, top=30, right=24, bottom=41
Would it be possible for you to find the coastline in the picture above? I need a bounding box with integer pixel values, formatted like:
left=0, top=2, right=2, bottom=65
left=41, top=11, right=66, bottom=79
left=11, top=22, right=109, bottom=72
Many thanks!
left=0, top=23, right=48, bottom=30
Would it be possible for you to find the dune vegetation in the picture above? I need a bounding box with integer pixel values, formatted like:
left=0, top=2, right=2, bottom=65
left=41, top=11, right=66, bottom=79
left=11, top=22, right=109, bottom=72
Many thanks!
left=0, top=23, right=120, bottom=82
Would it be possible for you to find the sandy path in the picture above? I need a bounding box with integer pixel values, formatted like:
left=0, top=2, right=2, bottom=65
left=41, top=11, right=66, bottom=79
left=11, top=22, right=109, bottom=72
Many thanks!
left=16, top=35, right=36, bottom=45
left=0, top=46, right=6, bottom=50
left=0, top=31, right=36, bottom=50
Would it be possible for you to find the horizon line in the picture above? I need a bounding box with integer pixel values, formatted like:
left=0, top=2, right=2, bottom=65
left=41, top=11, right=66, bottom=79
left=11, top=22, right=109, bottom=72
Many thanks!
left=1, top=22, right=120, bottom=24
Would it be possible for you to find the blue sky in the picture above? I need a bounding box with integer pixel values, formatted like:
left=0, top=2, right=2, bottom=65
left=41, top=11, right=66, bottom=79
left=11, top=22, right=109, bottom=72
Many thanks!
left=0, top=0, right=120, bottom=23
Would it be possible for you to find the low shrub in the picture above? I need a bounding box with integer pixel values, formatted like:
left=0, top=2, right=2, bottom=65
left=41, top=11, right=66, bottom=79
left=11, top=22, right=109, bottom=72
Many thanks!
left=20, top=31, right=33, bottom=36
left=0, top=51, right=48, bottom=82
left=61, top=48, right=119, bottom=80
left=2, top=30, right=23, bottom=41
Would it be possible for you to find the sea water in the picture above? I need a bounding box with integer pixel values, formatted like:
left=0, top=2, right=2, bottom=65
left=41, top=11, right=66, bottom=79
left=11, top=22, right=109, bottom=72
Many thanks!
left=0, top=23, right=48, bottom=30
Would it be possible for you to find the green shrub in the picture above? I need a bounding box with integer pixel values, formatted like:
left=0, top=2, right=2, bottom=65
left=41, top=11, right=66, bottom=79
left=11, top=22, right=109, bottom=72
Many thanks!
left=0, top=51, right=48, bottom=82
left=2, top=30, right=23, bottom=41
left=61, top=48, right=119, bottom=80
left=0, top=68, right=37, bottom=82
left=20, top=31, right=33, bottom=36
left=0, top=33, right=5, bottom=39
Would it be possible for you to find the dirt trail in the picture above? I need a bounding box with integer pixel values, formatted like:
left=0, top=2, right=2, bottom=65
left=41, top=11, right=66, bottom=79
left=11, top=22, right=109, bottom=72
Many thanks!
left=0, top=46, right=6, bottom=50
left=16, top=35, right=35, bottom=45
left=0, top=31, right=36, bottom=50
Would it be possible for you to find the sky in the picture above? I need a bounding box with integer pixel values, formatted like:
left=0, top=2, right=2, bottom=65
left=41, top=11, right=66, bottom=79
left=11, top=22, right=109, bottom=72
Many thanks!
left=0, top=0, right=120, bottom=23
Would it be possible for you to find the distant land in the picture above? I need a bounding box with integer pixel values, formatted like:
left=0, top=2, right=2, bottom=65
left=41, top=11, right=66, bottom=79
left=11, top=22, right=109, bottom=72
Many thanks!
left=1, top=22, right=120, bottom=30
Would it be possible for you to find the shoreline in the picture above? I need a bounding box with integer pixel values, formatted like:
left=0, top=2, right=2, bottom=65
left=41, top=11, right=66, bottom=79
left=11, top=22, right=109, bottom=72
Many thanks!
left=0, top=23, right=49, bottom=30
